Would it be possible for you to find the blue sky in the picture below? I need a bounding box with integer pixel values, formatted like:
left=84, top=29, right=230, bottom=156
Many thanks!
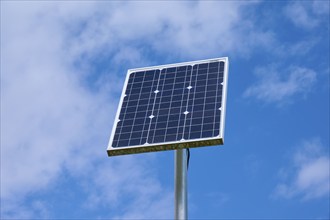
left=1, top=1, right=329, bottom=219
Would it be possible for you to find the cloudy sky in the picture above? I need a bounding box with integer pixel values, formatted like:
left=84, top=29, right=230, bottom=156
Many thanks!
left=1, top=1, right=329, bottom=219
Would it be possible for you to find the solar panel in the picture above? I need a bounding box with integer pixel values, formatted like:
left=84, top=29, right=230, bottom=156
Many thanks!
left=107, top=57, right=229, bottom=156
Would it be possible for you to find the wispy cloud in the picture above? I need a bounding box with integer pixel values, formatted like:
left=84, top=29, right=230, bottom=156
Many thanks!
left=242, top=1, right=327, bottom=105
left=284, top=1, right=329, bottom=30
left=4, top=1, right=321, bottom=218
left=2, top=1, right=272, bottom=218
left=284, top=1, right=318, bottom=29
left=66, top=1, right=272, bottom=62
left=1, top=2, right=116, bottom=218
left=80, top=155, right=173, bottom=219
left=273, top=138, right=330, bottom=201
left=244, top=65, right=316, bottom=104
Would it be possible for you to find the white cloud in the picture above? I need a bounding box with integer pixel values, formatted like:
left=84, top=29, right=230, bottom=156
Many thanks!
left=66, top=1, right=271, bottom=62
left=1, top=2, right=117, bottom=218
left=242, top=1, right=327, bottom=105
left=244, top=65, right=317, bottom=104
left=80, top=155, right=173, bottom=219
left=1, top=1, right=278, bottom=218
left=273, top=138, right=330, bottom=200
left=312, top=1, right=330, bottom=16
left=273, top=37, right=321, bottom=58
left=284, top=1, right=329, bottom=29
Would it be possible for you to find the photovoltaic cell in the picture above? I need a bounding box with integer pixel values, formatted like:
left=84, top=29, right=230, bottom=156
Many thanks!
left=108, top=57, right=229, bottom=156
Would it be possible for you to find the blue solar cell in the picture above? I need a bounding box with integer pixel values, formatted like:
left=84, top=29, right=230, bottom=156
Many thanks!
left=108, top=58, right=228, bottom=156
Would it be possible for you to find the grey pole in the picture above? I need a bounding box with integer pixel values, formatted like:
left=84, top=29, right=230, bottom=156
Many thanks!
left=174, top=148, right=188, bottom=220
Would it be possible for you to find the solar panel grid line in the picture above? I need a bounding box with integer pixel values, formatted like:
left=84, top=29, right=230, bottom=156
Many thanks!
left=163, top=66, right=179, bottom=143
left=182, top=65, right=194, bottom=140
left=144, top=69, right=162, bottom=144
left=147, top=70, right=163, bottom=143
left=185, top=64, right=199, bottom=140
left=189, top=68, right=207, bottom=140
left=113, top=75, right=138, bottom=148
left=150, top=65, right=190, bottom=143
left=107, top=57, right=228, bottom=156
left=149, top=68, right=168, bottom=144
left=134, top=71, right=150, bottom=145
left=108, top=66, right=134, bottom=149
left=144, top=70, right=160, bottom=144
left=110, top=117, right=217, bottom=131
left=126, top=71, right=148, bottom=147
left=213, top=61, right=222, bottom=137
left=176, top=66, right=192, bottom=141
left=129, top=71, right=157, bottom=145
left=200, top=62, right=212, bottom=139
left=181, top=65, right=194, bottom=141
left=174, top=66, right=185, bottom=141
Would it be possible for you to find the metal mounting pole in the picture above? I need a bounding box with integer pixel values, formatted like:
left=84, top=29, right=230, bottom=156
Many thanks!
left=174, top=149, right=188, bottom=220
